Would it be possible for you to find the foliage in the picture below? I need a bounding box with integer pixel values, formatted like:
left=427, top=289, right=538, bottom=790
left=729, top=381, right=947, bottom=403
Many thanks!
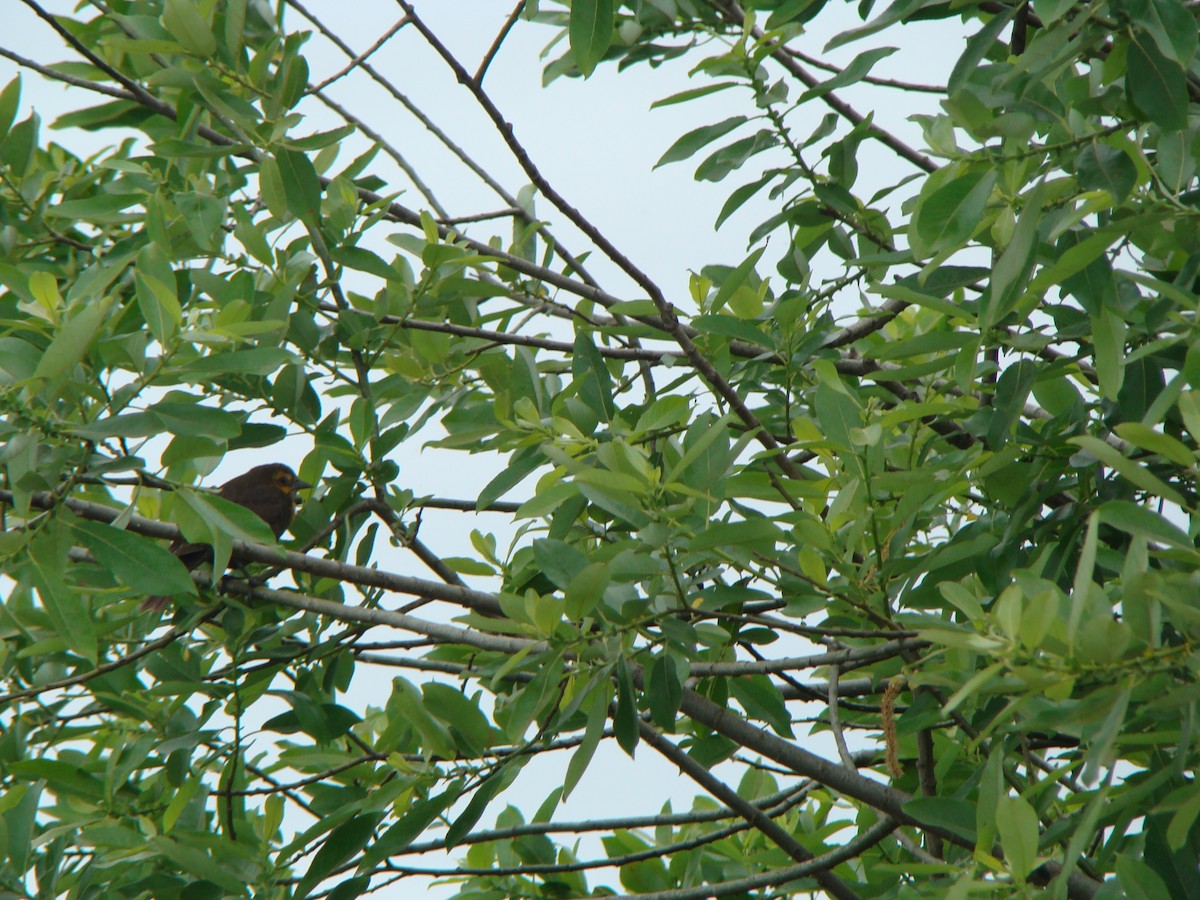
left=2, top=0, right=1200, bottom=897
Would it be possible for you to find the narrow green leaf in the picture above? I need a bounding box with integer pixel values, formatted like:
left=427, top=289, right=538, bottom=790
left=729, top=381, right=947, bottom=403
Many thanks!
left=710, top=246, right=765, bottom=314
left=995, top=795, right=1040, bottom=882
left=1092, top=309, right=1127, bottom=400
left=1076, top=142, right=1138, bottom=202
left=651, top=81, right=738, bottom=109
left=1124, top=0, right=1199, bottom=66
left=948, top=10, right=1014, bottom=95
left=162, top=0, right=217, bottom=56
left=565, top=562, right=609, bottom=620
left=690, top=519, right=785, bottom=553
left=446, top=769, right=507, bottom=847
left=30, top=530, right=97, bottom=664
left=569, top=0, right=614, bottom=77
left=614, top=657, right=639, bottom=755
left=0, top=76, right=20, bottom=145
left=825, top=0, right=935, bottom=50
left=813, top=381, right=861, bottom=452
left=646, top=655, right=683, bottom=728
left=985, top=183, right=1044, bottom=329
left=135, top=272, right=181, bottom=343
left=1098, top=501, right=1194, bottom=550
left=295, top=814, right=381, bottom=899
left=986, top=359, right=1037, bottom=449
left=258, top=155, right=288, bottom=221
left=564, top=683, right=609, bottom=798
left=729, top=674, right=793, bottom=737
left=902, top=797, right=977, bottom=843
left=656, top=117, right=748, bottom=168
left=275, top=149, right=322, bottom=223
left=1070, top=435, right=1186, bottom=507
left=911, top=167, right=996, bottom=259
left=72, top=520, right=198, bottom=596
left=572, top=331, right=615, bottom=420
left=798, top=47, right=896, bottom=102
left=360, top=786, right=459, bottom=868
left=1126, top=31, right=1188, bottom=130
left=1112, top=423, right=1195, bottom=466
left=32, top=302, right=106, bottom=397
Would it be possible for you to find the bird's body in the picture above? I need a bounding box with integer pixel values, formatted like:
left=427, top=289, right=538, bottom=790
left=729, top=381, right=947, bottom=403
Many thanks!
left=143, top=463, right=311, bottom=610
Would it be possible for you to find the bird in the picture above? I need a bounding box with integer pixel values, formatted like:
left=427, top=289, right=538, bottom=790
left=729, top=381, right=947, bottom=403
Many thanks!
left=142, top=463, right=312, bottom=610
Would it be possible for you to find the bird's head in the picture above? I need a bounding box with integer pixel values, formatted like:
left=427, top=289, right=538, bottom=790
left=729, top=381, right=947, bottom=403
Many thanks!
left=268, top=464, right=312, bottom=503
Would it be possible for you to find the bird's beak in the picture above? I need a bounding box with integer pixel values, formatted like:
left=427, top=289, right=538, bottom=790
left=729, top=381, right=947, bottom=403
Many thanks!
left=292, top=478, right=313, bottom=492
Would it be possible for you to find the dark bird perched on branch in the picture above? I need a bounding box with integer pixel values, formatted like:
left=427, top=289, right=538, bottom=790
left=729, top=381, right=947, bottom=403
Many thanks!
left=142, top=463, right=312, bottom=610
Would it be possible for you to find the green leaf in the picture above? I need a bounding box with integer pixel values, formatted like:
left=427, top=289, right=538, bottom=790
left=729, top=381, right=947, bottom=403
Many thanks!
left=986, top=359, right=1037, bottom=449
left=646, top=655, right=683, bottom=728
left=948, top=11, right=1014, bottom=95
left=1112, top=423, right=1195, bottom=466
left=569, top=0, right=614, bottom=77
left=1123, top=0, right=1198, bottom=65
left=634, top=396, right=690, bottom=434
left=224, top=0, right=247, bottom=59
left=446, top=768, right=508, bottom=847
left=1076, top=142, right=1138, bottom=202
left=692, top=314, right=773, bottom=348
left=1116, top=857, right=1174, bottom=900
left=813, top=380, right=861, bottom=453
left=1126, top=31, right=1188, bottom=131
left=715, top=172, right=776, bottom=229
left=985, top=183, right=1044, bottom=329
left=1097, top=501, right=1194, bottom=550
left=360, top=786, right=459, bottom=868
left=533, top=538, right=589, bottom=589
left=184, top=347, right=294, bottom=377
left=0, top=782, right=40, bottom=873
left=32, top=301, right=106, bottom=398
left=798, top=47, right=896, bottom=102
left=902, top=797, right=977, bottom=842
left=135, top=271, right=181, bottom=344
left=565, top=562, right=609, bottom=620
left=825, top=0, right=936, bottom=50
left=0, top=112, right=36, bottom=173
left=564, top=683, right=609, bottom=798
left=258, top=155, right=288, bottom=221
left=332, top=245, right=399, bottom=281
left=44, top=194, right=144, bottom=221
left=729, top=674, right=793, bottom=737
left=0, top=76, right=20, bottom=145
left=71, top=520, right=198, bottom=596
left=30, top=530, right=97, bottom=664
left=572, top=331, right=615, bottom=420
left=690, top=519, right=785, bottom=553
left=651, top=81, right=738, bottom=109
left=1070, top=435, right=1186, bottom=507
left=614, top=657, right=639, bottom=755
left=388, top=678, right=457, bottom=760
left=695, top=131, right=777, bottom=183
left=295, top=813, right=381, bottom=899
left=710, top=246, right=765, bottom=314
left=656, top=117, right=748, bottom=168
left=478, top=447, right=542, bottom=509
left=422, top=683, right=496, bottom=755
left=995, top=795, right=1040, bottom=882
left=162, top=0, right=217, bottom=56
left=275, top=149, right=322, bottom=223
left=910, top=166, right=996, bottom=259
left=1092, top=309, right=1127, bottom=400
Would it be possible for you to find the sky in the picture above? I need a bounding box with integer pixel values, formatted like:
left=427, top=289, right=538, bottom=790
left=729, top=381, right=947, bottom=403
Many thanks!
left=2, top=2, right=966, bottom=896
